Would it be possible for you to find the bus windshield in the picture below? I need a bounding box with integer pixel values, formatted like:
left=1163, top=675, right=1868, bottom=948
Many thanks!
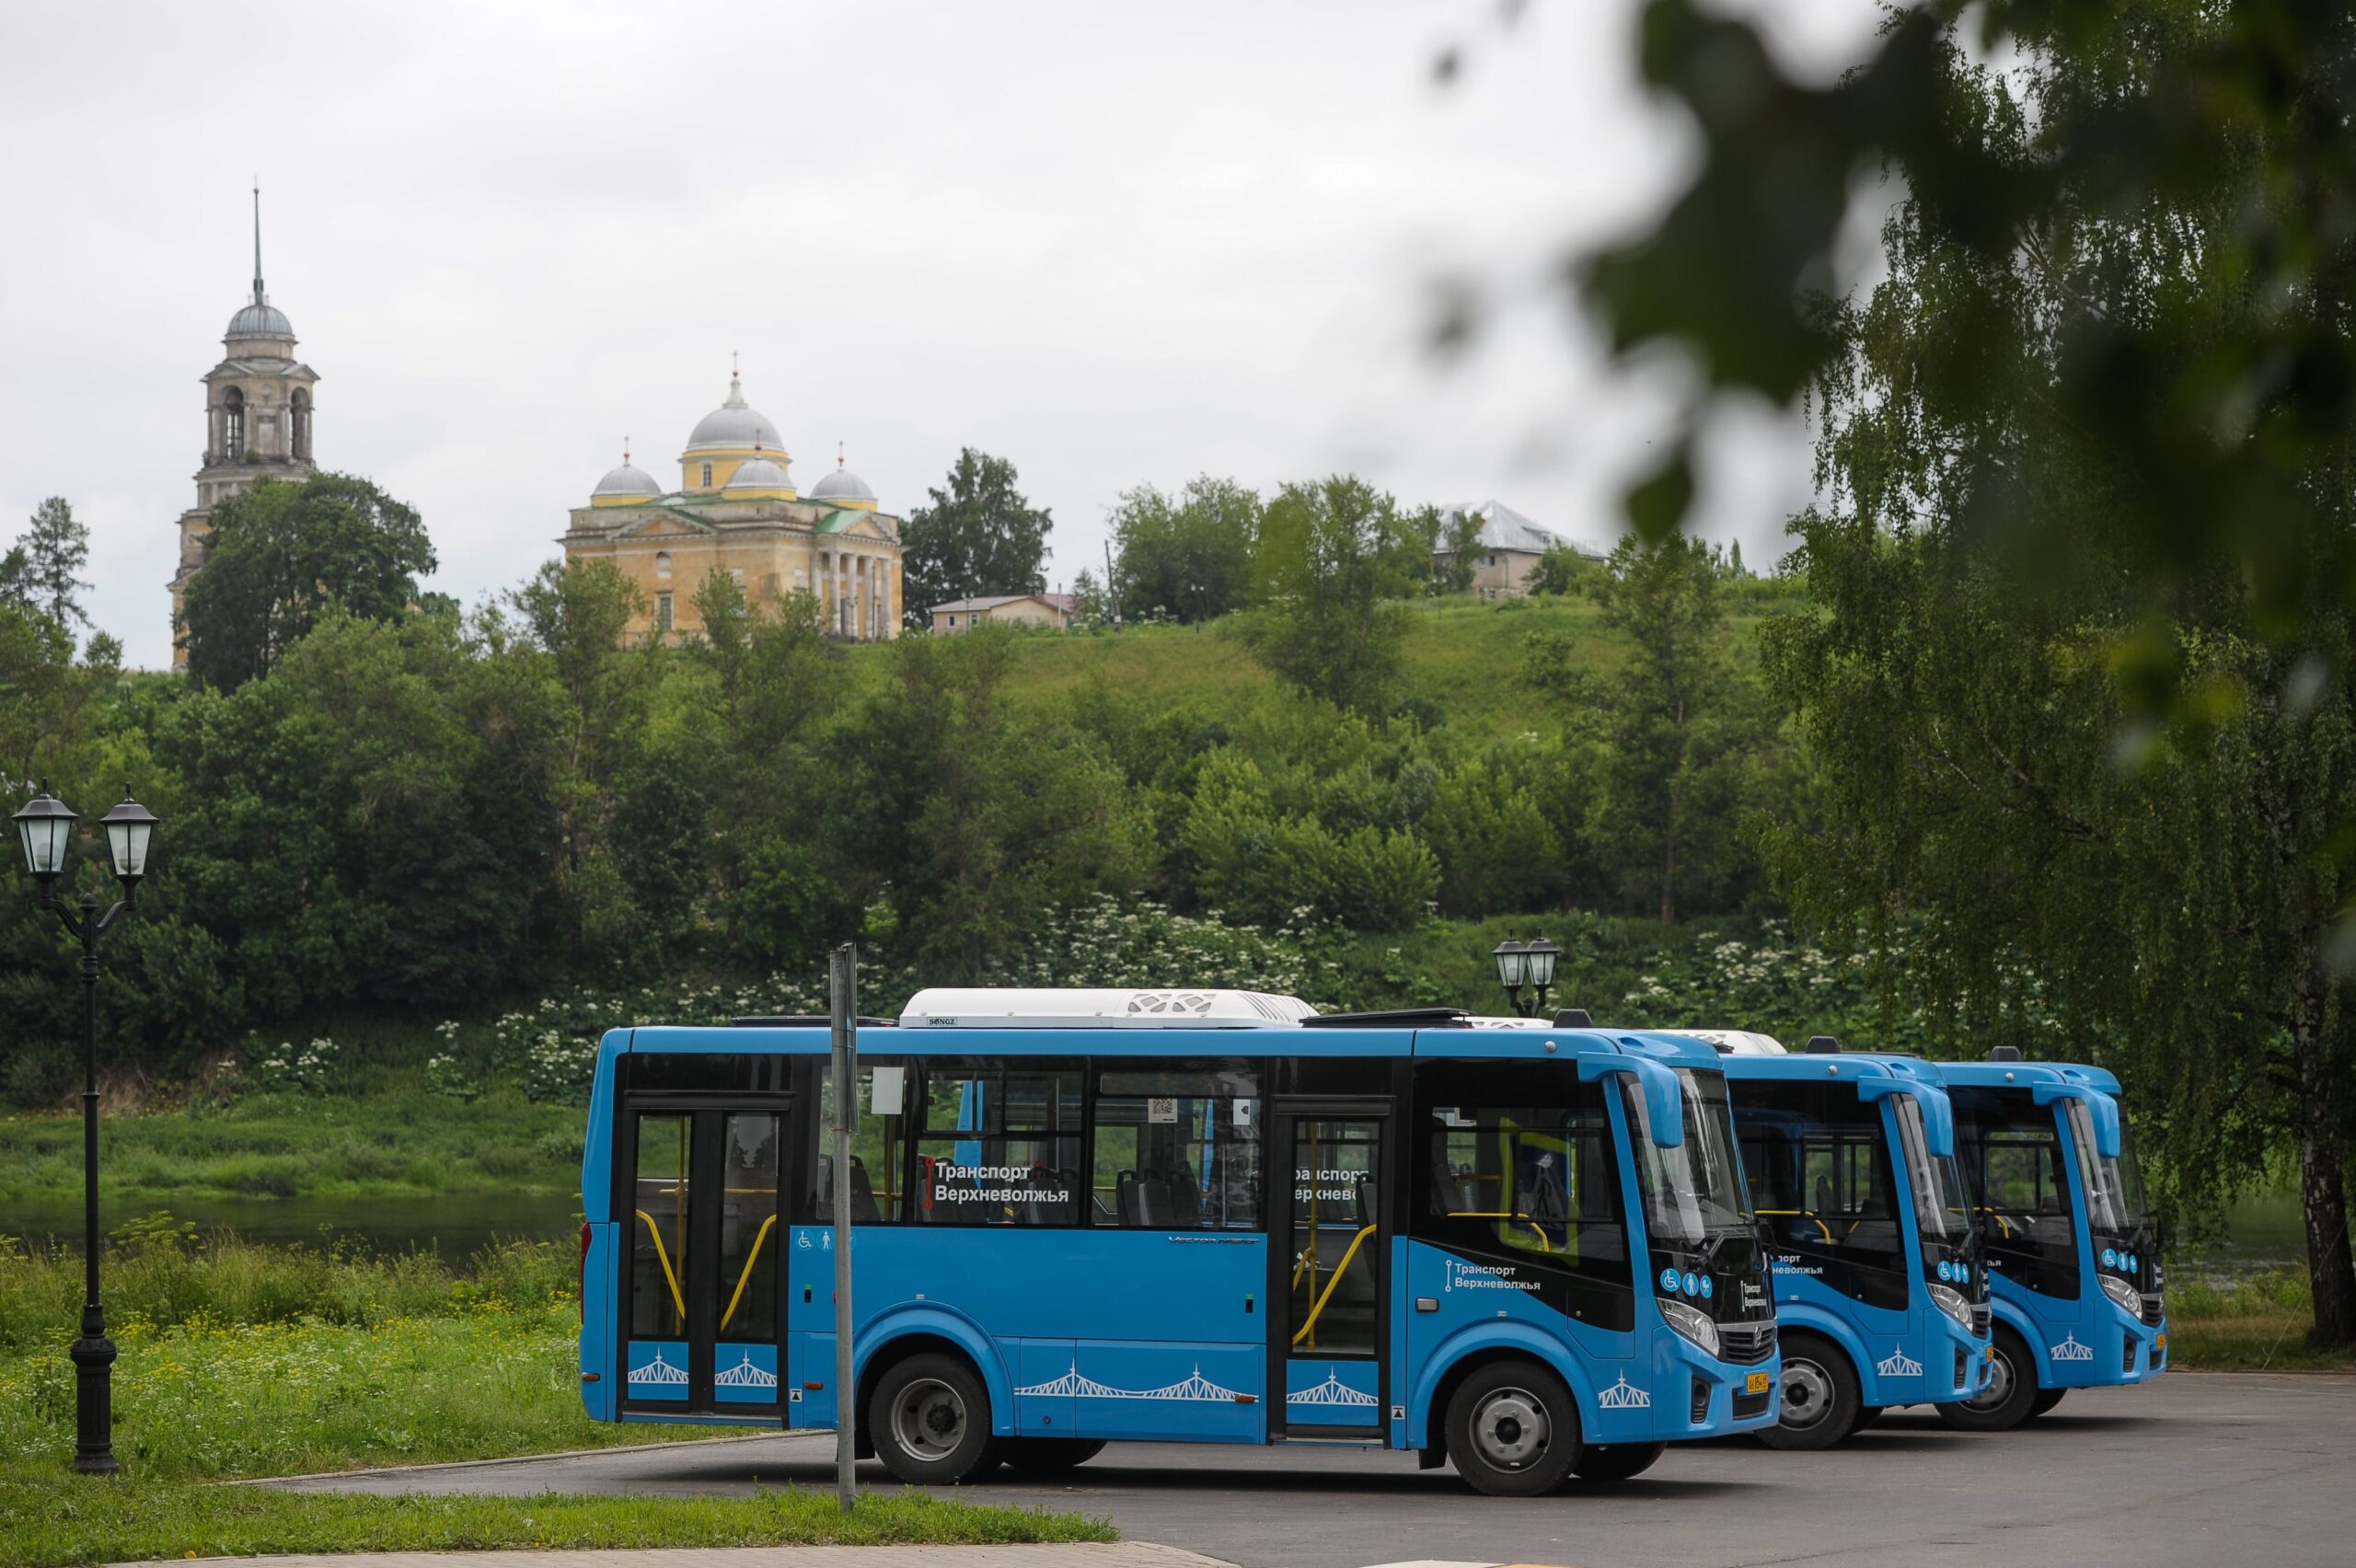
left=2066, top=1099, right=2146, bottom=1233
left=1621, top=1069, right=1753, bottom=1245
left=1892, top=1096, right=1973, bottom=1247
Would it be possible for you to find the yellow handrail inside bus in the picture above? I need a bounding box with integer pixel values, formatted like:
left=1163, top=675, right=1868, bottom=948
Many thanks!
left=634, top=1208, right=687, bottom=1324
left=1756, top=1207, right=1834, bottom=1244
left=1446, top=1212, right=1553, bottom=1252
left=1292, top=1223, right=1378, bottom=1347
left=719, top=1213, right=779, bottom=1332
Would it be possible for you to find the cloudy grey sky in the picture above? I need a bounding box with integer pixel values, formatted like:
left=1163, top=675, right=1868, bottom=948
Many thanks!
left=1, top=1, right=1880, bottom=670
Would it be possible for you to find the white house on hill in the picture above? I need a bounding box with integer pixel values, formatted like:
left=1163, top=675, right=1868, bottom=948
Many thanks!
left=1434, top=500, right=1611, bottom=599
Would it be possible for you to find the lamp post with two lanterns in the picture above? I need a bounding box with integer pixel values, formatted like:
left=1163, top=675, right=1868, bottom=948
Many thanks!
left=12, top=785, right=160, bottom=1476
left=1490, top=935, right=1561, bottom=1019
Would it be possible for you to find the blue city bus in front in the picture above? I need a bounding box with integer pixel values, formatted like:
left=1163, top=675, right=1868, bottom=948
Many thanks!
left=1932, top=1052, right=2166, bottom=1429
left=1698, top=1032, right=1992, bottom=1447
left=575, top=988, right=1780, bottom=1495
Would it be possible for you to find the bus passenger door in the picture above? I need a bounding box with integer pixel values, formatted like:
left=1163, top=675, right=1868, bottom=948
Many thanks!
left=620, top=1102, right=790, bottom=1416
left=1271, top=1104, right=1392, bottom=1437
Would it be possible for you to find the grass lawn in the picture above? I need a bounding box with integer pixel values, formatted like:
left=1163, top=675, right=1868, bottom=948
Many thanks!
left=0, top=1302, right=1110, bottom=1567
left=2161, top=1272, right=2356, bottom=1372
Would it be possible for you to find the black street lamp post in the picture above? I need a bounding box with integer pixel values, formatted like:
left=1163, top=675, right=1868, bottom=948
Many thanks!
left=13, top=786, right=159, bottom=1476
left=1491, top=934, right=1561, bottom=1019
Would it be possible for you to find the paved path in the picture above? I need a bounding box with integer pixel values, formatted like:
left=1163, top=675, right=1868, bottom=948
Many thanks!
left=121, top=1544, right=1234, bottom=1553
left=259, top=1373, right=2356, bottom=1568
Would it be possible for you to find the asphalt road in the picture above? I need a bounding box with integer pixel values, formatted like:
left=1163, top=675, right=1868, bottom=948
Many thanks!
left=271, top=1374, right=2352, bottom=1568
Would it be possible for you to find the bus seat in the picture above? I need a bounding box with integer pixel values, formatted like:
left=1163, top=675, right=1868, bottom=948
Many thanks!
left=1357, top=1175, right=1380, bottom=1226
left=1116, top=1170, right=1148, bottom=1225
left=849, top=1157, right=882, bottom=1224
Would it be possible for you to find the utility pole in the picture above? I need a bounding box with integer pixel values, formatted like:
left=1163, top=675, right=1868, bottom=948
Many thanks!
left=827, top=943, right=858, bottom=1514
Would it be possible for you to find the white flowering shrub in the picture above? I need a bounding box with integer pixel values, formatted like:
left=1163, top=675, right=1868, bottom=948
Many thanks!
left=244, top=1036, right=341, bottom=1094
left=422, top=1052, right=476, bottom=1102
left=1000, top=895, right=1315, bottom=998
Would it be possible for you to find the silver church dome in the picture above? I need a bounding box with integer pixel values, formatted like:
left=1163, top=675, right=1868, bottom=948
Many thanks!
left=723, top=456, right=791, bottom=491
left=685, top=368, right=782, bottom=455
left=594, top=460, right=664, bottom=500
left=226, top=301, right=294, bottom=340
left=809, top=465, right=876, bottom=503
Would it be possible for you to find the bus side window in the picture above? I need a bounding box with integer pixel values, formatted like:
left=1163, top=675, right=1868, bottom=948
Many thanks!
left=808, top=1061, right=907, bottom=1224
left=1091, top=1063, right=1262, bottom=1230
left=911, top=1061, right=1084, bottom=1226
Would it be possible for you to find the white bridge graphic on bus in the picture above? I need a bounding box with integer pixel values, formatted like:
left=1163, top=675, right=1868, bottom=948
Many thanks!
left=628, top=1351, right=689, bottom=1389
left=1596, top=1373, right=1652, bottom=1411
left=1286, top=1369, right=1380, bottom=1410
left=714, top=1351, right=780, bottom=1390
left=2050, top=1333, right=2096, bottom=1363
left=1876, top=1347, right=1924, bottom=1378
left=1016, top=1365, right=1248, bottom=1402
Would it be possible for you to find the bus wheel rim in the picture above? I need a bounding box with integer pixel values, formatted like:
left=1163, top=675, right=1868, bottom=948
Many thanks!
left=1970, top=1349, right=2014, bottom=1411
left=1470, top=1386, right=1550, bottom=1470
left=893, top=1378, right=966, bottom=1460
left=1779, top=1357, right=1833, bottom=1430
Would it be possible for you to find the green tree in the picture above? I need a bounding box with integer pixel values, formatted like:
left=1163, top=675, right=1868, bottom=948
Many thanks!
left=1523, top=542, right=1589, bottom=597
left=0, top=498, right=93, bottom=628
left=1526, top=535, right=1765, bottom=925
left=900, top=448, right=1052, bottom=627
left=1426, top=505, right=1487, bottom=595
left=1243, top=475, right=1420, bottom=715
left=1111, top=477, right=1263, bottom=624
left=179, top=473, right=436, bottom=688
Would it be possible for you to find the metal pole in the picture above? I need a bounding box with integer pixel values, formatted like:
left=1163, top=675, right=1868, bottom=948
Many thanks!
left=828, top=942, right=858, bottom=1514
left=71, top=894, right=117, bottom=1475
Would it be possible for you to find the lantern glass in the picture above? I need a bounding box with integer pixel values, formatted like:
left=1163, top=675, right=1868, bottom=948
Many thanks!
left=1524, top=938, right=1560, bottom=990
left=98, top=794, right=159, bottom=882
left=1491, top=939, right=1528, bottom=990
left=13, top=793, right=77, bottom=880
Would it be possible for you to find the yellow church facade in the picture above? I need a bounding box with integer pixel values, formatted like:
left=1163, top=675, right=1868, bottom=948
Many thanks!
left=560, top=366, right=903, bottom=642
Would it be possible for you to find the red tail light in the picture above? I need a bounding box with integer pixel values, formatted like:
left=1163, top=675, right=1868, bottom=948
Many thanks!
left=579, top=1221, right=591, bottom=1322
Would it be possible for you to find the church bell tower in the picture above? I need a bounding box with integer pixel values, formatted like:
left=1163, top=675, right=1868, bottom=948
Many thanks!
left=169, top=188, right=319, bottom=667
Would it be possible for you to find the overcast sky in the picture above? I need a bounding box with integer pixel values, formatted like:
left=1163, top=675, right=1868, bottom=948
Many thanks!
left=1, top=1, right=1883, bottom=670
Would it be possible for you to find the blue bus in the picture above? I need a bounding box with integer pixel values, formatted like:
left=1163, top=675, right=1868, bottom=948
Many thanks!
left=1700, top=1033, right=1992, bottom=1448
left=576, top=988, right=1781, bottom=1495
left=1932, top=1052, right=2166, bottom=1429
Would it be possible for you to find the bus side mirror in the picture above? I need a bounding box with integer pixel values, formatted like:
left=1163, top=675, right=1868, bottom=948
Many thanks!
left=1578, top=1055, right=1684, bottom=1149
left=2031, top=1082, right=2122, bottom=1158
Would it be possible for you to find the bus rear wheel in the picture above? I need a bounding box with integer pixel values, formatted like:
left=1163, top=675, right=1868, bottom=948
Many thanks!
left=1935, top=1326, right=2038, bottom=1433
left=1446, top=1360, right=1580, bottom=1496
left=996, top=1436, right=1106, bottom=1476
left=1572, top=1440, right=1666, bottom=1482
left=1755, top=1332, right=1861, bottom=1450
left=871, top=1353, right=995, bottom=1485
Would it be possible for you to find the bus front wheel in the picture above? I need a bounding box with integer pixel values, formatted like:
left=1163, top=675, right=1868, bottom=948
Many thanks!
left=1755, top=1332, right=1862, bottom=1450
left=871, top=1353, right=995, bottom=1485
left=2027, top=1387, right=2068, bottom=1418
left=1445, top=1359, right=1581, bottom=1497
left=1571, top=1440, right=1666, bottom=1482
left=1934, top=1326, right=2038, bottom=1433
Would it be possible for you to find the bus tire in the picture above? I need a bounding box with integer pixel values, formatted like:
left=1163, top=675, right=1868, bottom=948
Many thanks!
left=1445, top=1359, right=1581, bottom=1496
left=1854, top=1405, right=1885, bottom=1431
left=996, top=1436, right=1106, bottom=1476
left=1935, top=1326, right=2038, bottom=1433
left=2027, top=1387, right=2068, bottom=1419
left=1571, top=1440, right=1666, bottom=1482
left=1756, top=1332, right=1861, bottom=1450
left=871, top=1353, right=995, bottom=1485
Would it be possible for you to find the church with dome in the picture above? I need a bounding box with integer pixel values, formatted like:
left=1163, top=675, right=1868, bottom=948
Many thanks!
left=561, top=361, right=903, bottom=643
left=167, top=192, right=319, bottom=667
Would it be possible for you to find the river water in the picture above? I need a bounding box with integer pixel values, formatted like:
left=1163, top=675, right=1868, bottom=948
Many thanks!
left=5, top=1188, right=2313, bottom=1280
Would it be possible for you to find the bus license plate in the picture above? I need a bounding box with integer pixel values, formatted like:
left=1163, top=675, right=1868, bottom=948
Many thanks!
left=1745, top=1372, right=1770, bottom=1395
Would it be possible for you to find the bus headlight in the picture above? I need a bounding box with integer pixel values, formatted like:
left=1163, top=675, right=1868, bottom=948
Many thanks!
left=2100, top=1274, right=2141, bottom=1316
left=1927, top=1281, right=1973, bottom=1329
left=1658, top=1297, right=1722, bottom=1357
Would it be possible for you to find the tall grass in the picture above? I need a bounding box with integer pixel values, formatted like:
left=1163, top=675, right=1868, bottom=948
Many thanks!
left=0, top=1235, right=573, bottom=1352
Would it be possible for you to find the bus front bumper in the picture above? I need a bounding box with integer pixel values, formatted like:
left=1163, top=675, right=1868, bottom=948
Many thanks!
left=1633, top=1326, right=1781, bottom=1442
